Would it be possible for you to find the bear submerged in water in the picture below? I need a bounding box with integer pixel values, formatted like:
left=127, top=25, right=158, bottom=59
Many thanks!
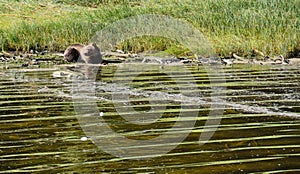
left=64, top=43, right=103, bottom=64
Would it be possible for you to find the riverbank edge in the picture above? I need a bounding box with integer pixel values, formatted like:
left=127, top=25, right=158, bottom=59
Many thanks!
left=1, top=50, right=299, bottom=67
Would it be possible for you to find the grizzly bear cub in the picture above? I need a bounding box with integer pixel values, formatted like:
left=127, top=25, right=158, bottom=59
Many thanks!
left=64, top=43, right=103, bottom=64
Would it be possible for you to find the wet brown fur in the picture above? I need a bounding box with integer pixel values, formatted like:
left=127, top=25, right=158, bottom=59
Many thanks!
left=64, top=43, right=102, bottom=64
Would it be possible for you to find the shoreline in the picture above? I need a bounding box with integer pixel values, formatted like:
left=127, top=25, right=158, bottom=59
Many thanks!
left=1, top=50, right=299, bottom=67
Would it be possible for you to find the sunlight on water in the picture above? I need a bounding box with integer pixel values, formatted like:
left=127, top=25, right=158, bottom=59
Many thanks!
left=0, top=63, right=299, bottom=173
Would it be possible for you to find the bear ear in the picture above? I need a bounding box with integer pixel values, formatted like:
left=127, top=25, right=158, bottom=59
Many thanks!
left=92, top=42, right=97, bottom=47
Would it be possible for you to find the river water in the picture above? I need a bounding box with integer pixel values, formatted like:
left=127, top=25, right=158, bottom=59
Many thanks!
left=0, top=62, right=299, bottom=173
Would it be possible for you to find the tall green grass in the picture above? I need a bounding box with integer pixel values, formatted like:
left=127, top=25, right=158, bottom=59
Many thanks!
left=0, top=0, right=299, bottom=57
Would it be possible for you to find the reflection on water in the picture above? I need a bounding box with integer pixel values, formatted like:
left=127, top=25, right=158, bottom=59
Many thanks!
left=0, top=63, right=299, bottom=173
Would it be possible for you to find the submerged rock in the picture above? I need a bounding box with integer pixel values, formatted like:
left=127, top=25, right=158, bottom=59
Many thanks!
left=52, top=70, right=84, bottom=80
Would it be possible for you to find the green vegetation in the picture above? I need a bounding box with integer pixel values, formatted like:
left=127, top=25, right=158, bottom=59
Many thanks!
left=0, top=0, right=299, bottom=57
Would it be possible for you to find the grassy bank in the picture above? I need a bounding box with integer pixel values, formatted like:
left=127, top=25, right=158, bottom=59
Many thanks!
left=0, top=0, right=299, bottom=57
